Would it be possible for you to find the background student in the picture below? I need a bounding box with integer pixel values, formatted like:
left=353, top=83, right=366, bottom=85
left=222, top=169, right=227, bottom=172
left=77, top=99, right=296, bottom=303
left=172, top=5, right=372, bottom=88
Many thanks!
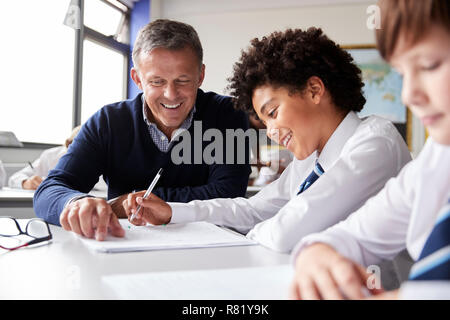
left=34, top=19, right=251, bottom=241
left=122, top=27, right=412, bottom=253
left=8, top=126, right=81, bottom=190
left=290, top=0, right=450, bottom=300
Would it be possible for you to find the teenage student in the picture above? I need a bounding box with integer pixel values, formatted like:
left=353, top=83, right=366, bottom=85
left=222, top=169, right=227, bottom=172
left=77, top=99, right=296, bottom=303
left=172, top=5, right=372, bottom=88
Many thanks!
left=290, top=0, right=450, bottom=299
left=122, top=27, right=412, bottom=253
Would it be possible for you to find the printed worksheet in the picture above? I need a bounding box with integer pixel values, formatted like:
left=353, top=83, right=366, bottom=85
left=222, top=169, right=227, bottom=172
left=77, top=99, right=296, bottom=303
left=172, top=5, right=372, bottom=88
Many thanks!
left=80, top=220, right=256, bottom=253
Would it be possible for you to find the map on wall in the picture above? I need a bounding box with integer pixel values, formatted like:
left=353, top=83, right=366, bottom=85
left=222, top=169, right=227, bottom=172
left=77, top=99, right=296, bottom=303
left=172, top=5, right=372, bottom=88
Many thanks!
left=347, top=47, right=406, bottom=123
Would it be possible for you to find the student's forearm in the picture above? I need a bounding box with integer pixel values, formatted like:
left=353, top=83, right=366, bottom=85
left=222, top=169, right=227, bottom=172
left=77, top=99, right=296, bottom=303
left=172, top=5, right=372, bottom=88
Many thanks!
left=169, top=197, right=263, bottom=234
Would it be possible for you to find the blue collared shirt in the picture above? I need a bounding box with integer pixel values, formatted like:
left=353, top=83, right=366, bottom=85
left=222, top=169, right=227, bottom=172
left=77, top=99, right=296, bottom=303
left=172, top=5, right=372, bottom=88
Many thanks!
left=141, top=94, right=195, bottom=153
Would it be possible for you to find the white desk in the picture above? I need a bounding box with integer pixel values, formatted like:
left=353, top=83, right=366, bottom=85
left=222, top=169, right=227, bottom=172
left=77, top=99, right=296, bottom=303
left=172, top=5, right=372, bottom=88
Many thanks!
left=0, top=188, right=108, bottom=207
left=0, top=219, right=291, bottom=299
left=0, top=187, right=35, bottom=218
left=0, top=187, right=261, bottom=218
left=0, top=187, right=34, bottom=207
left=0, top=188, right=107, bottom=218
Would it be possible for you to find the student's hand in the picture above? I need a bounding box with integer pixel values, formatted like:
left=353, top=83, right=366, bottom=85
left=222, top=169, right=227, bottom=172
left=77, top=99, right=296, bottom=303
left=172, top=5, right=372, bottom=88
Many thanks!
left=60, top=197, right=125, bottom=241
left=22, top=175, right=43, bottom=190
left=123, top=192, right=172, bottom=226
left=289, top=243, right=384, bottom=300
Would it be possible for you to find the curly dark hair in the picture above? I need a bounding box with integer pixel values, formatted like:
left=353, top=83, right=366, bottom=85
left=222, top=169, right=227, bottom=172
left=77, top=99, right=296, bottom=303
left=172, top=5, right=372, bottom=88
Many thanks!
left=228, top=27, right=366, bottom=115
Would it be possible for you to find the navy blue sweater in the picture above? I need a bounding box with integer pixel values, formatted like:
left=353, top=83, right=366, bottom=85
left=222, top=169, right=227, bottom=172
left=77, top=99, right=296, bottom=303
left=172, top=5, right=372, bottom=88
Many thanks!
left=34, top=89, right=251, bottom=225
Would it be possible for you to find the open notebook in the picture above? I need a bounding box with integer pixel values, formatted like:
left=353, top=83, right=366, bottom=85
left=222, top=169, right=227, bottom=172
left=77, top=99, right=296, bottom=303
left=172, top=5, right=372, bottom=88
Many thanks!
left=80, top=220, right=257, bottom=253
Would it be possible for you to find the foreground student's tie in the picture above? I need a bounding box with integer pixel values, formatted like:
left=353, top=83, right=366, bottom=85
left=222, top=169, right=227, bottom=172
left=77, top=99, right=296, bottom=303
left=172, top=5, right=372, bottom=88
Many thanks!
left=409, top=198, right=450, bottom=280
left=297, top=161, right=325, bottom=195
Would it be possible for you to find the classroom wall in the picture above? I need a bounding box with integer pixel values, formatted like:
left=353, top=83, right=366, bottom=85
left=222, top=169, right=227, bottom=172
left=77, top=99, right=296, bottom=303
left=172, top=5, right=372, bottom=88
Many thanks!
left=128, top=0, right=150, bottom=99
left=150, top=0, right=375, bottom=95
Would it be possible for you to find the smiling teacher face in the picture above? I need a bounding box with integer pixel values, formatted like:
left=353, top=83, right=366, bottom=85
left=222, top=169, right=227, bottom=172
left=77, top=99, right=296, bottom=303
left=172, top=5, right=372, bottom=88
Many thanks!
left=131, top=46, right=205, bottom=138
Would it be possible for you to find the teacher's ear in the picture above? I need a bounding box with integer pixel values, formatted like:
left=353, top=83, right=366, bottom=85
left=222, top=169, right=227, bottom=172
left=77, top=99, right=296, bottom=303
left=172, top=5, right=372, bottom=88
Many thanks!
left=131, top=67, right=143, bottom=91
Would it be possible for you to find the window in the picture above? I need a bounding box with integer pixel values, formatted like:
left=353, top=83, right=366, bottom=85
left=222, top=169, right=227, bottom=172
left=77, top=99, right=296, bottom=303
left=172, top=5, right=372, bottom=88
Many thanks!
left=0, top=0, right=75, bottom=144
left=84, top=0, right=124, bottom=37
left=77, top=0, right=130, bottom=130
left=0, top=0, right=130, bottom=144
left=81, top=39, right=126, bottom=123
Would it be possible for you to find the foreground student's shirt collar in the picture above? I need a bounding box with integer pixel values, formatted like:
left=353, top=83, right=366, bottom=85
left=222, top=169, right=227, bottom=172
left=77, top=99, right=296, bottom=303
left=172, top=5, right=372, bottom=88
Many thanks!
left=317, top=111, right=361, bottom=171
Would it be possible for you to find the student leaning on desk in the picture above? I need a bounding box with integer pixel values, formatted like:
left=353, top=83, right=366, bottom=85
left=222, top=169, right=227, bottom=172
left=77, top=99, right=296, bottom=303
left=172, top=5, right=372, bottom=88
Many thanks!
left=33, top=19, right=251, bottom=241
left=290, top=0, right=450, bottom=300
left=8, top=126, right=81, bottom=190
left=122, top=27, right=412, bottom=253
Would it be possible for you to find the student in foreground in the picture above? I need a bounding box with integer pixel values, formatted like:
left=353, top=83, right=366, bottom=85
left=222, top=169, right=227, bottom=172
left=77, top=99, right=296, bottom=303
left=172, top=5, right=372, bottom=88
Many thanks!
left=290, top=0, right=450, bottom=299
left=124, top=27, right=411, bottom=253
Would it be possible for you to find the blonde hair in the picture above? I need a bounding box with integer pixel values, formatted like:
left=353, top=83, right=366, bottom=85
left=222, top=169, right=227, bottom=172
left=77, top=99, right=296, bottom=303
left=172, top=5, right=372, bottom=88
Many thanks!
left=65, top=125, right=81, bottom=148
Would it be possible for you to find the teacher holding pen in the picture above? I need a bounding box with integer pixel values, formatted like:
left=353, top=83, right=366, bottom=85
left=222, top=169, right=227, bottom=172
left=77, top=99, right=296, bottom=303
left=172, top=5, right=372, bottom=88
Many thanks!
left=34, top=20, right=251, bottom=241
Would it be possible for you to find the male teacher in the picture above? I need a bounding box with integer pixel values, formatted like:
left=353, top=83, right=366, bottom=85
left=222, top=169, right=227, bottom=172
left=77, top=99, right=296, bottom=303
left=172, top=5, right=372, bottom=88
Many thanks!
left=34, top=19, right=251, bottom=241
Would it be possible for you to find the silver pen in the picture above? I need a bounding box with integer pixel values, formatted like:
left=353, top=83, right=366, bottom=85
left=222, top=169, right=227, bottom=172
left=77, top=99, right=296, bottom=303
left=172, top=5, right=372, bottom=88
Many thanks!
left=130, top=168, right=163, bottom=222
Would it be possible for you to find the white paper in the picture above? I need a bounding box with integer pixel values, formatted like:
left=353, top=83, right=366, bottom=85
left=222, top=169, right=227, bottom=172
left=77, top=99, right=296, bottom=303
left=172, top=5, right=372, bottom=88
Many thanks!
left=80, top=220, right=257, bottom=253
left=102, top=264, right=294, bottom=300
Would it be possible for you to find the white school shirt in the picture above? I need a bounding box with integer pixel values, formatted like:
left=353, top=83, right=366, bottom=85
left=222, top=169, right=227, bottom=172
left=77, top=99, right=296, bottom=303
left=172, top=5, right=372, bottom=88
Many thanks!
left=169, top=111, right=412, bottom=253
left=8, top=146, right=67, bottom=189
left=8, top=146, right=109, bottom=192
left=292, top=138, right=450, bottom=299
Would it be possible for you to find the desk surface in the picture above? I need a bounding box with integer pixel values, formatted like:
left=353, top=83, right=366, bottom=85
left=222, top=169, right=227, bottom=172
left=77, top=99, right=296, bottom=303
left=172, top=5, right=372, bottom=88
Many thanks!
left=0, top=220, right=290, bottom=299
left=0, top=187, right=107, bottom=201
left=0, top=188, right=107, bottom=209
left=0, top=187, right=260, bottom=218
left=0, top=187, right=34, bottom=200
left=0, top=187, right=261, bottom=205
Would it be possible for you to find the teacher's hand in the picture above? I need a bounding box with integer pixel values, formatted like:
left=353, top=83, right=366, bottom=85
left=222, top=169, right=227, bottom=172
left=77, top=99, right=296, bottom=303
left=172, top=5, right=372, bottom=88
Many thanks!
left=60, top=197, right=125, bottom=241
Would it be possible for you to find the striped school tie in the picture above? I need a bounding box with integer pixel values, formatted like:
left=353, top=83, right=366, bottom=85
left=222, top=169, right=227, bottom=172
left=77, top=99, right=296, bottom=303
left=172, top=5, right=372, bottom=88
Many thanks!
left=408, top=198, right=450, bottom=280
left=297, top=162, right=325, bottom=195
